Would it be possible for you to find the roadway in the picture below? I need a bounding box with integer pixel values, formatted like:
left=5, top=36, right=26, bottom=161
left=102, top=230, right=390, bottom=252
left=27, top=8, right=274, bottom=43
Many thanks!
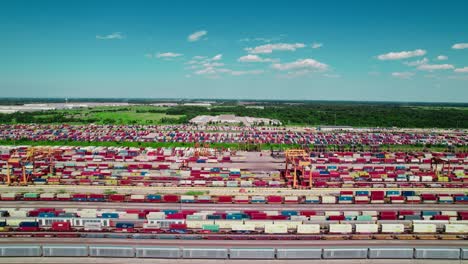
left=0, top=201, right=466, bottom=211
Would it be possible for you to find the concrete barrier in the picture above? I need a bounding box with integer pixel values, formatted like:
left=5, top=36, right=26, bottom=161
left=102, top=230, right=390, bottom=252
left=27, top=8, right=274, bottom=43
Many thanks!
left=89, top=246, right=135, bottom=258
left=42, top=245, right=88, bottom=257
left=230, top=248, right=275, bottom=259
left=136, top=247, right=180, bottom=258
left=183, top=248, right=228, bottom=259
left=369, top=248, right=414, bottom=259
left=461, top=248, right=468, bottom=260
left=323, top=248, right=367, bottom=259
left=414, top=248, right=460, bottom=259
left=276, top=248, right=322, bottom=259
left=0, top=245, right=41, bottom=257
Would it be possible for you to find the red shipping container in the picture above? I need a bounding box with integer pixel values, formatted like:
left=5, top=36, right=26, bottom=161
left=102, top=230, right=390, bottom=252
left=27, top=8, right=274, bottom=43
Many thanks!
left=329, top=215, right=345, bottom=221
left=169, top=223, right=187, bottom=230
left=52, top=222, right=71, bottom=231
left=300, top=211, right=316, bottom=216
left=217, top=196, right=233, bottom=203
left=433, top=215, right=450, bottom=220
left=163, top=195, right=179, bottom=203
left=109, top=194, right=126, bottom=202
left=267, top=196, right=283, bottom=203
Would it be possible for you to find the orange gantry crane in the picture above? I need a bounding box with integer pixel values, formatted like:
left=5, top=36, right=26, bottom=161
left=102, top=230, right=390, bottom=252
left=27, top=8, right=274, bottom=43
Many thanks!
left=284, top=149, right=313, bottom=188
left=5, top=146, right=56, bottom=185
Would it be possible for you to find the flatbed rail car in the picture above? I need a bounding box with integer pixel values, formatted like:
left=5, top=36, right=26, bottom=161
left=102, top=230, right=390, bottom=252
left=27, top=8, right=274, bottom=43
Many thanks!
left=1, top=217, right=466, bottom=239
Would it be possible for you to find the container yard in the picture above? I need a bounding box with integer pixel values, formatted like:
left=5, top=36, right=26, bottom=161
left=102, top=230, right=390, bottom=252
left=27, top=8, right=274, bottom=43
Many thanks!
left=0, top=136, right=466, bottom=261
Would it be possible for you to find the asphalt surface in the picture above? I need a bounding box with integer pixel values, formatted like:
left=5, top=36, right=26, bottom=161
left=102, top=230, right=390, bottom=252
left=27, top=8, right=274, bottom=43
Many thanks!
left=1, top=201, right=466, bottom=211
left=0, top=258, right=465, bottom=264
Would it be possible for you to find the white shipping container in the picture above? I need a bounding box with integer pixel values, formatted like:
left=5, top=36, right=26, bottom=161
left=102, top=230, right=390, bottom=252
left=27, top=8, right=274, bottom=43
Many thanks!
left=355, top=224, right=378, bottom=233
left=321, top=196, right=336, bottom=204
left=245, top=220, right=273, bottom=228
left=232, top=224, right=255, bottom=231
left=284, top=196, right=298, bottom=202
left=186, top=220, right=214, bottom=229
left=381, top=224, right=404, bottom=233
left=325, top=211, right=341, bottom=216
left=309, top=216, right=327, bottom=221
left=413, top=224, right=436, bottom=233
left=297, top=224, right=320, bottom=234
left=147, top=212, right=166, bottom=219
left=214, top=220, right=243, bottom=229
left=445, top=224, right=468, bottom=233
left=441, top=211, right=458, bottom=216
left=329, top=224, right=352, bottom=234
left=273, top=220, right=302, bottom=229
left=265, top=224, right=288, bottom=234
left=264, top=210, right=279, bottom=216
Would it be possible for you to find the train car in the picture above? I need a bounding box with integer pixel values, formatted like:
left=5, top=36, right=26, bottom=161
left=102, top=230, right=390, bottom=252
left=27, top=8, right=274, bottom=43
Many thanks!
left=18, top=221, right=40, bottom=232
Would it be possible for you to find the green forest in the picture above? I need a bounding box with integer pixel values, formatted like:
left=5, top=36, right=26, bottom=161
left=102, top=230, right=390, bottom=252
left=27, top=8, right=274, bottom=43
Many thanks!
left=0, top=103, right=466, bottom=128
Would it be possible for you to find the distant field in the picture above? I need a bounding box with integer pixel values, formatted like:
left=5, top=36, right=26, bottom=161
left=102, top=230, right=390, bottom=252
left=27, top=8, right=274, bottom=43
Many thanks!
left=0, top=103, right=467, bottom=128
left=0, top=105, right=186, bottom=125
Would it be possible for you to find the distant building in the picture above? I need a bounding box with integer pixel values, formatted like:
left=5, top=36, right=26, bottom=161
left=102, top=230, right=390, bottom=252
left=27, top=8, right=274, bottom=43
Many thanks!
left=183, top=103, right=212, bottom=107
left=190, top=115, right=281, bottom=126
left=318, top=125, right=354, bottom=131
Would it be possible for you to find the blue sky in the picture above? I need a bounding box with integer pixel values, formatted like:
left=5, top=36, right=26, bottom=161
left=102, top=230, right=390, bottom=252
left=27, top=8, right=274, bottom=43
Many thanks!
left=1, top=0, right=467, bottom=102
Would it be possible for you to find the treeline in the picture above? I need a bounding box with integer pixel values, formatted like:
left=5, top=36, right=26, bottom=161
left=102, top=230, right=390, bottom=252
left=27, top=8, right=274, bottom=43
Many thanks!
left=0, top=104, right=466, bottom=128
left=164, top=105, right=468, bottom=128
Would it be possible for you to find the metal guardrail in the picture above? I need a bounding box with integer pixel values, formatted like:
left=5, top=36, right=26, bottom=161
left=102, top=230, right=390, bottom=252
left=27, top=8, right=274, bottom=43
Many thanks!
left=0, top=244, right=467, bottom=259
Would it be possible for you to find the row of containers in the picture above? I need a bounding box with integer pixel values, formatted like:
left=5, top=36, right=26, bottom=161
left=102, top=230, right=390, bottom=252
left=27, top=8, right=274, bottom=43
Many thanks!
left=2, top=146, right=466, bottom=164
left=2, top=166, right=467, bottom=188
left=2, top=207, right=468, bottom=221
left=0, top=124, right=466, bottom=145
left=1, top=216, right=467, bottom=237
left=2, top=191, right=468, bottom=204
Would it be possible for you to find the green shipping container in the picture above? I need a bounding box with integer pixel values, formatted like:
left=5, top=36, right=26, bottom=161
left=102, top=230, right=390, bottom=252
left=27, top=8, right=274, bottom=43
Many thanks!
left=356, top=215, right=373, bottom=221
left=202, top=224, right=219, bottom=232
left=23, top=193, right=38, bottom=198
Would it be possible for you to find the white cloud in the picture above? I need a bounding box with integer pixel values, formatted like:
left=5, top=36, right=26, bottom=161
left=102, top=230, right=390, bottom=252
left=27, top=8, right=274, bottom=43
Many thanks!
left=311, top=42, right=323, bottom=49
left=377, top=49, right=426, bottom=60
left=391, top=72, right=415, bottom=79
left=404, top=57, right=428, bottom=66
left=454, top=67, right=468, bottom=73
left=188, top=30, right=207, bottom=42
left=245, top=43, right=306, bottom=54
left=452, top=43, right=468, bottom=49
left=193, top=56, right=206, bottom=59
left=144, top=54, right=153, bottom=59
left=202, top=62, right=224, bottom=67
left=228, top=69, right=264, bottom=76
left=211, top=54, right=222, bottom=61
left=448, top=75, right=468, bottom=80
left=156, top=52, right=183, bottom=58
left=436, top=55, right=448, bottom=61
left=96, top=32, right=124, bottom=40
left=238, top=54, right=277, bottom=63
left=272, top=58, right=329, bottom=71
left=417, top=64, right=454, bottom=71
